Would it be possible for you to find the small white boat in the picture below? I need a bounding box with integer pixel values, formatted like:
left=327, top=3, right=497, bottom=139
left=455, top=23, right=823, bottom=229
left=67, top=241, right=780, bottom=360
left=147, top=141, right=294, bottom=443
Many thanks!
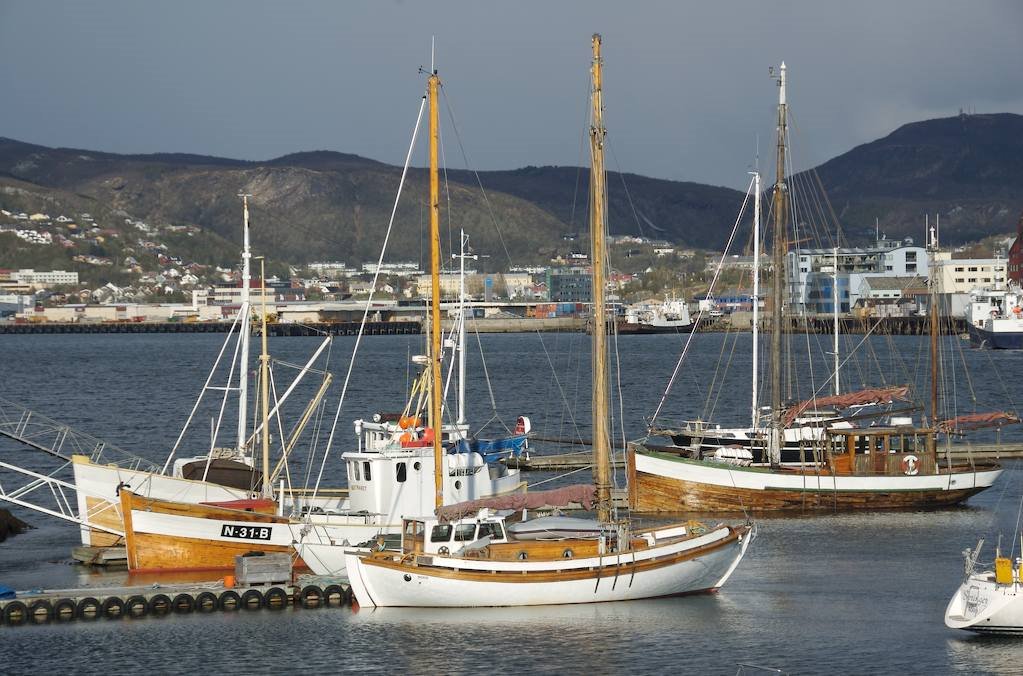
left=945, top=542, right=1023, bottom=634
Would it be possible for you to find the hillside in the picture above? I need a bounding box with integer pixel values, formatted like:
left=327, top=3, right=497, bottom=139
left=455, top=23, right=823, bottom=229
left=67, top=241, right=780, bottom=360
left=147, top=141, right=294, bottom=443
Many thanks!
left=1, top=112, right=1022, bottom=270
left=802, top=112, right=1023, bottom=242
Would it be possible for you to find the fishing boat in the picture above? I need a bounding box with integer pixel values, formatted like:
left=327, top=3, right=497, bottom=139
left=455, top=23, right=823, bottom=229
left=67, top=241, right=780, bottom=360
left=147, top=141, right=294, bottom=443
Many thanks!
left=618, top=296, right=693, bottom=334
left=71, top=196, right=334, bottom=549
left=343, top=36, right=754, bottom=607
left=118, top=101, right=526, bottom=574
left=965, top=282, right=1023, bottom=349
left=629, top=62, right=1008, bottom=513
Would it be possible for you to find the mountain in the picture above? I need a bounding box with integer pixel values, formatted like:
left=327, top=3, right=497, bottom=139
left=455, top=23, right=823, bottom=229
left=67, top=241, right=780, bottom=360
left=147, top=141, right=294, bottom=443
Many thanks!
left=802, top=113, right=1023, bottom=243
left=1, top=112, right=1022, bottom=269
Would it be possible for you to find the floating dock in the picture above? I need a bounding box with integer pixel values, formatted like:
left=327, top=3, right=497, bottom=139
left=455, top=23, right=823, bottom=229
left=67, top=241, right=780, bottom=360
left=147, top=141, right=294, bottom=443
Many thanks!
left=0, top=576, right=351, bottom=626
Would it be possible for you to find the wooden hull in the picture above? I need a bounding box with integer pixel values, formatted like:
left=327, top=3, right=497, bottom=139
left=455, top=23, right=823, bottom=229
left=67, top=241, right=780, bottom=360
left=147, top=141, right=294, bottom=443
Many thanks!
left=121, top=489, right=300, bottom=573
left=629, top=447, right=1001, bottom=513
left=346, top=524, right=753, bottom=607
left=633, top=470, right=989, bottom=513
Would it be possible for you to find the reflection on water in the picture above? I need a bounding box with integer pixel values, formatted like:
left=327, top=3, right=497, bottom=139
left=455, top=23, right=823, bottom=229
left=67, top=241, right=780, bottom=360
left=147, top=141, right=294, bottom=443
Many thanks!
left=1, top=334, right=1023, bottom=673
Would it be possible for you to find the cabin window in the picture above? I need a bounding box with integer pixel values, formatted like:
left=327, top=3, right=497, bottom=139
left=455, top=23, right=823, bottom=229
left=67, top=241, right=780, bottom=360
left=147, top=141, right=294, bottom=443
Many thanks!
left=404, top=520, right=425, bottom=537
left=396, top=462, right=407, bottom=483
left=353, top=461, right=361, bottom=481
left=454, top=524, right=477, bottom=541
left=363, top=461, right=372, bottom=481
left=430, top=524, right=452, bottom=542
left=478, top=522, right=504, bottom=540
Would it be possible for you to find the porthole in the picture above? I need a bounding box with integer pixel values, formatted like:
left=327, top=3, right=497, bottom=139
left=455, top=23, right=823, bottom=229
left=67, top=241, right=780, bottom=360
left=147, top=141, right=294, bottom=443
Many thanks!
left=517, top=551, right=528, bottom=561
left=413, top=462, right=421, bottom=471
left=454, top=480, right=462, bottom=490
left=563, top=549, right=574, bottom=559
left=403, top=574, right=412, bottom=582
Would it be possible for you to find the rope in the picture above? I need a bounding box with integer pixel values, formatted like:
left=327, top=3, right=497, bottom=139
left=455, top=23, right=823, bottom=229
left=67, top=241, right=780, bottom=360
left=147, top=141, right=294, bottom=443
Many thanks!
left=310, top=94, right=427, bottom=501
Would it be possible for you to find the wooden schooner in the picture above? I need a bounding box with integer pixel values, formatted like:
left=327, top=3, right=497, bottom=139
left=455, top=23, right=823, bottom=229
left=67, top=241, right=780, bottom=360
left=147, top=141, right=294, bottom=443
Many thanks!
left=629, top=62, right=1007, bottom=513
left=343, top=35, right=753, bottom=607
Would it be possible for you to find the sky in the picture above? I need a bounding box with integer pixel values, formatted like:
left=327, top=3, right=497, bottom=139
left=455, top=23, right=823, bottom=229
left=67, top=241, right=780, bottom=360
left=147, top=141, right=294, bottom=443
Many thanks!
left=1, top=1, right=1022, bottom=190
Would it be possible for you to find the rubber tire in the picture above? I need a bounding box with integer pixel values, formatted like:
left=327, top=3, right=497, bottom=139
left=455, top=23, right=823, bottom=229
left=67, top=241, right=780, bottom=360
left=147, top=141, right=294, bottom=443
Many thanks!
left=53, top=598, right=77, bottom=623
left=241, top=589, right=264, bottom=610
left=101, top=596, right=125, bottom=620
left=3, top=600, right=28, bottom=626
left=343, top=586, right=355, bottom=606
left=147, top=593, right=172, bottom=617
left=194, top=591, right=218, bottom=613
left=28, top=599, right=53, bottom=624
left=300, top=585, right=323, bottom=609
left=218, top=590, right=241, bottom=611
left=322, top=584, right=344, bottom=607
left=124, top=595, right=148, bottom=619
left=264, top=587, right=287, bottom=610
left=75, top=596, right=101, bottom=622
left=171, top=593, right=194, bottom=614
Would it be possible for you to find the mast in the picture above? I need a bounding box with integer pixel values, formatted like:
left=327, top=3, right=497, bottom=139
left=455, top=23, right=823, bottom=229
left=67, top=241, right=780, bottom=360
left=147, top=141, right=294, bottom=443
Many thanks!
left=258, top=258, right=271, bottom=497
left=453, top=229, right=477, bottom=426
left=833, top=246, right=840, bottom=396
left=428, top=70, right=444, bottom=510
left=590, top=34, right=612, bottom=524
left=928, top=219, right=939, bottom=425
left=751, top=170, right=761, bottom=430
left=768, top=62, right=788, bottom=467
left=237, top=194, right=252, bottom=455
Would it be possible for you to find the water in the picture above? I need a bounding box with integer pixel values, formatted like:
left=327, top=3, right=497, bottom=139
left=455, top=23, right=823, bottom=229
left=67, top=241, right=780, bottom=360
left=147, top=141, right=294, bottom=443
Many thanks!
left=2, top=332, right=1023, bottom=674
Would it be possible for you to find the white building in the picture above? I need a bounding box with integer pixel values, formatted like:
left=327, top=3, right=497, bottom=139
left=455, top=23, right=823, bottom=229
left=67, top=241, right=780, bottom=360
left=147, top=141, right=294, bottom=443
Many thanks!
left=930, top=253, right=1007, bottom=294
left=11, top=269, right=79, bottom=288
left=787, top=238, right=927, bottom=314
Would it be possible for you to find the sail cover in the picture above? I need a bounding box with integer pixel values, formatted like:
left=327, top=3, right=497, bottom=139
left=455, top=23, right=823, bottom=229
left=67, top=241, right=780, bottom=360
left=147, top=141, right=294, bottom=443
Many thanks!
left=783, top=385, right=911, bottom=427
left=436, top=484, right=595, bottom=522
left=937, top=411, right=1021, bottom=433
left=451, top=434, right=527, bottom=461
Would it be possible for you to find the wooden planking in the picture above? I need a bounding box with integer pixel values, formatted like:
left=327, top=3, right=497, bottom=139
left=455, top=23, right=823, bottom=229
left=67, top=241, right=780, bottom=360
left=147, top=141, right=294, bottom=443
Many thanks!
left=83, top=496, right=125, bottom=547
left=124, top=491, right=290, bottom=523
left=633, top=470, right=987, bottom=513
left=127, top=531, right=301, bottom=573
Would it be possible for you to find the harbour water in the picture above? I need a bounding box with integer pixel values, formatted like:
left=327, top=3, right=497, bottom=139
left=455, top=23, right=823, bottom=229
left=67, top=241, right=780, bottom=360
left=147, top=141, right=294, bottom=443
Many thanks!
left=2, top=332, right=1023, bottom=674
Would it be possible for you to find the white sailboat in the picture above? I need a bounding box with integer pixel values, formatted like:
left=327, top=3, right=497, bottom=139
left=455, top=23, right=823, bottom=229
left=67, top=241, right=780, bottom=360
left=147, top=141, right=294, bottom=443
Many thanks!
left=945, top=539, right=1023, bottom=634
left=342, top=35, right=754, bottom=607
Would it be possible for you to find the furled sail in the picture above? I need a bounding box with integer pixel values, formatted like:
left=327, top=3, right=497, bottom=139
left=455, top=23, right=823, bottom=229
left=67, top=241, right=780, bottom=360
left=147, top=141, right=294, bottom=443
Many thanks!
left=782, top=385, right=911, bottom=427
left=937, top=411, right=1021, bottom=433
left=435, top=484, right=595, bottom=522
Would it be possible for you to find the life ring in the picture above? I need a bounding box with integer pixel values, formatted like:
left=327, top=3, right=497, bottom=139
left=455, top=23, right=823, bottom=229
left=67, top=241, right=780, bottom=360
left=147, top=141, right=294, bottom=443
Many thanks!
left=1014, top=306, right=1022, bottom=316
left=901, top=454, right=920, bottom=476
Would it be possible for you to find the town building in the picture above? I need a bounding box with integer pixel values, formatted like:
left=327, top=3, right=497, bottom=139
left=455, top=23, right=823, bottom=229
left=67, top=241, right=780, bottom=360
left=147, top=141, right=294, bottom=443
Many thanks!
left=788, top=237, right=927, bottom=315
left=546, top=267, right=592, bottom=303
left=930, top=253, right=1007, bottom=294
left=1008, top=213, right=1023, bottom=285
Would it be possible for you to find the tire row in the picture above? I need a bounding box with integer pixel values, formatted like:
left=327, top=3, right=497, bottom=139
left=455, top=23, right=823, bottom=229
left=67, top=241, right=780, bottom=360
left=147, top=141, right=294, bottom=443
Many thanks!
left=0, top=584, right=350, bottom=626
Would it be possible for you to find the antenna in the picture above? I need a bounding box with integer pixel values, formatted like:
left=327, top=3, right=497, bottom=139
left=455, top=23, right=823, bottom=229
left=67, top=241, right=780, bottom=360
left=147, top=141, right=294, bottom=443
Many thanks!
left=431, top=35, right=436, bottom=73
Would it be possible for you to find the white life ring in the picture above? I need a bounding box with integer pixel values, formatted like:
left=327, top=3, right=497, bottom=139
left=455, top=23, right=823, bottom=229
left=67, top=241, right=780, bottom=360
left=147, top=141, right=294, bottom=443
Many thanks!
left=901, top=454, right=919, bottom=476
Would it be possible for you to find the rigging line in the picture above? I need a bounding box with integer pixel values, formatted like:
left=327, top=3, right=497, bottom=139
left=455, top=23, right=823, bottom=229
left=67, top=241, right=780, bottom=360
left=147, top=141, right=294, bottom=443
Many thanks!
left=650, top=174, right=754, bottom=428
left=533, top=328, right=586, bottom=444
left=568, top=75, right=590, bottom=229
left=469, top=314, right=509, bottom=432
left=799, top=317, right=889, bottom=406
left=440, top=88, right=515, bottom=265
left=606, top=139, right=646, bottom=239
left=310, top=94, right=427, bottom=501
left=438, top=99, right=455, bottom=274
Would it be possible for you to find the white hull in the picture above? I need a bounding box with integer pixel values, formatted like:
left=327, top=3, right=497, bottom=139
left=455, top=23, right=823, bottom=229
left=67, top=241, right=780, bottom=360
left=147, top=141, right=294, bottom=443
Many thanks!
left=635, top=451, right=1002, bottom=493
left=344, top=524, right=753, bottom=608
left=72, top=455, right=251, bottom=546
left=945, top=573, right=1023, bottom=634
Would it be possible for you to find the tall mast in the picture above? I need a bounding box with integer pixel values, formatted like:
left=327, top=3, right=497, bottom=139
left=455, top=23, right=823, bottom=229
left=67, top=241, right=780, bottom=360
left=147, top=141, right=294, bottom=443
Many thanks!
left=751, top=170, right=761, bottom=430
left=928, top=219, right=939, bottom=426
left=428, top=71, right=445, bottom=510
left=833, top=246, right=840, bottom=396
left=590, top=34, right=612, bottom=524
left=258, top=258, right=271, bottom=497
left=237, top=194, right=252, bottom=455
left=453, top=229, right=476, bottom=426
left=768, top=62, right=788, bottom=467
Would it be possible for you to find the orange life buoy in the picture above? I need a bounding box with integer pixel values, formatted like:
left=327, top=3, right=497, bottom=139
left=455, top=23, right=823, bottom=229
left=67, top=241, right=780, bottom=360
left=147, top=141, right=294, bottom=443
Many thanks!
left=1014, top=306, right=1022, bottom=315
left=901, top=454, right=920, bottom=476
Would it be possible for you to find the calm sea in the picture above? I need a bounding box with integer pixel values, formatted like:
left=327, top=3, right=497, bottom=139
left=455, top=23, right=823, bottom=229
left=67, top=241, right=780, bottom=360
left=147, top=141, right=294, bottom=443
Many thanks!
left=2, top=331, right=1023, bottom=674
